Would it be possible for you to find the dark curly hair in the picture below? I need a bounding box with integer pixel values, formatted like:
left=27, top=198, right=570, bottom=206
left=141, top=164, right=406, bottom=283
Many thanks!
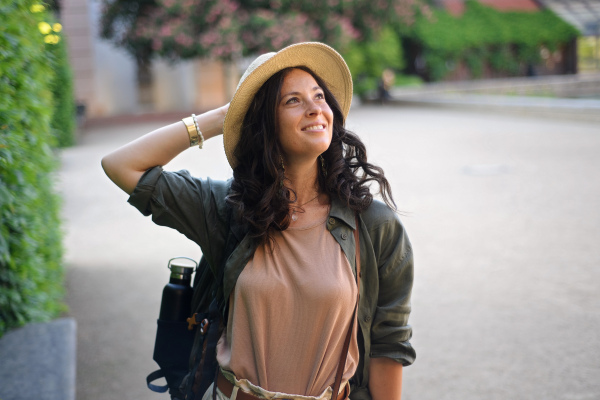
left=226, top=66, right=395, bottom=244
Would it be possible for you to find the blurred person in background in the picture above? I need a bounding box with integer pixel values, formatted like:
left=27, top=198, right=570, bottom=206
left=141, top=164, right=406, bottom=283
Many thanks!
left=102, top=42, right=415, bottom=400
left=378, top=68, right=396, bottom=103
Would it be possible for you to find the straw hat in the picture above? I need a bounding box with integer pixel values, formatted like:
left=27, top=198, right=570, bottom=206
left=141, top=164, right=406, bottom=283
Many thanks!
left=223, top=42, right=353, bottom=169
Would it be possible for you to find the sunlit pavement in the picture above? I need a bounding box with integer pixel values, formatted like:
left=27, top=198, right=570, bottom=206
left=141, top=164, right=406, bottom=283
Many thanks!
left=58, top=104, right=600, bottom=400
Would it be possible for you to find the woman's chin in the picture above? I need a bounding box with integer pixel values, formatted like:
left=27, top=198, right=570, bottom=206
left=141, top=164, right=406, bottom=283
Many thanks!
left=310, top=135, right=333, bottom=153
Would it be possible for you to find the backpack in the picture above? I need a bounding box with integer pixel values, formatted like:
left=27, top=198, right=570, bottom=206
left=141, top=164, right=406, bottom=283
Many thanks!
left=147, top=205, right=244, bottom=400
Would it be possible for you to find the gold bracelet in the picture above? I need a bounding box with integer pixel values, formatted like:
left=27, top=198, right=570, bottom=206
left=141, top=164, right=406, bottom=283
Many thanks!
left=191, top=114, right=205, bottom=149
left=182, top=116, right=200, bottom=147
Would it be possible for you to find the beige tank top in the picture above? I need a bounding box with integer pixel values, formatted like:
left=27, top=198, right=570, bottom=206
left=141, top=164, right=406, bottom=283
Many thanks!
left=216, top=213, right=359, bottom=396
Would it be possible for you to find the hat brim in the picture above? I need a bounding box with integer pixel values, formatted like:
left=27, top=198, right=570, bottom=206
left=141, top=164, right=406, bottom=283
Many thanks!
left=223, top=42, right=353, bottom=169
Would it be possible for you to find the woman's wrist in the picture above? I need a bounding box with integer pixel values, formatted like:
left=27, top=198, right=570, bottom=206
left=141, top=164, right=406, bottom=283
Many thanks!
left=182, top=116, right=203, bottom=148
left=192, top=104, right=229, bottom=142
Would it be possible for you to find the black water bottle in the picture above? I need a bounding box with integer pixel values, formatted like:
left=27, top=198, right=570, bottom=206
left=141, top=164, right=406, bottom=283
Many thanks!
left=159, top=257, right=196, bottom=321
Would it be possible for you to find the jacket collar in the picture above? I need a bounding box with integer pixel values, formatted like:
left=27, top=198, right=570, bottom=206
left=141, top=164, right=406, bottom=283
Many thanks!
left=227, top=189, right=358, bottom=233
left=330, top=196, right=357, bottom=230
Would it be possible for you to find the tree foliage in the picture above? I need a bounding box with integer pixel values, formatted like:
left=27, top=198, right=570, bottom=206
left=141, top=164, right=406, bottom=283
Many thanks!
left=343, top=26, right=406, bottom=96
left=100, top=0, right=428, bottom=61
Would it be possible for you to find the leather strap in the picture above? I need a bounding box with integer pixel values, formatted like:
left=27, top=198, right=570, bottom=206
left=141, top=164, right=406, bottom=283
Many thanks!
left=217, top=369, right=350, bottom=400
left=354, top=217, right=361, bottom=297
left=330, top=215, right=361, bottom=400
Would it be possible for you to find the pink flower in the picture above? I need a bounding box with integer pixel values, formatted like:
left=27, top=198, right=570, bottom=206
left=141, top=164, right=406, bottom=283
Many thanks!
left=152, top=38, right=163, bottom=51
left=219, top=16, right=232, bottom=29
left=175, top=33, right=193, bottom=46
left=160, top=25, right=172, bottom=36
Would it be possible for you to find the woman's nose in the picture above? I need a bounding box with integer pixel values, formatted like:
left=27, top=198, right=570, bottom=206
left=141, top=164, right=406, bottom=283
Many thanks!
left=305, top=100, right=322, bottom=116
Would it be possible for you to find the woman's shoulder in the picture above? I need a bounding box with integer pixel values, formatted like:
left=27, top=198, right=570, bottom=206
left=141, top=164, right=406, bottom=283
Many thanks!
left=204, top=175, right=234, bottom=197
left=158, top=169, right=233, bottom=197
left=164, top=169, right=231, bottom=186
left=361, top=199, right=412, bottom=262
left=134, top=167, right=234, bottom=217
left=361, top=199, right=404, bottom=231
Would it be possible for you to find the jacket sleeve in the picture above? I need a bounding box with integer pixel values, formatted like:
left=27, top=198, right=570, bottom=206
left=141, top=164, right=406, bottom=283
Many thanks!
left=367, top=208, right=416, bottom=366
left=127, top=166, right=230, bottom=271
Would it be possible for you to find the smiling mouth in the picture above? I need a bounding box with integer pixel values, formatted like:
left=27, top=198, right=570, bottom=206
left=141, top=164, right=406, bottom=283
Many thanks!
left=302, top=124, right=325, bottom=131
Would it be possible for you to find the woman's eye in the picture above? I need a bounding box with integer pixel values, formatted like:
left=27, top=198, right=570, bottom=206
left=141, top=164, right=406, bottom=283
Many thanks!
left=315, top=92, right=325, bottom=100
left=285, top=97, right=299, bottom=104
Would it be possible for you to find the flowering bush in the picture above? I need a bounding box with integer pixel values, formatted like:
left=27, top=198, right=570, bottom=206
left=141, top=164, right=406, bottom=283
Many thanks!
left=100, top=0, right=428, bottom=61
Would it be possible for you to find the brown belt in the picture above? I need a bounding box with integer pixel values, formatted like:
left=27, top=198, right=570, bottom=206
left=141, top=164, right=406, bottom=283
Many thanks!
left=216, top=369, right=350, bottom=400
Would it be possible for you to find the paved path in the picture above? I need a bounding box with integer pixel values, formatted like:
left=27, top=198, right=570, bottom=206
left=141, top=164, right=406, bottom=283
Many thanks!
left=58, top=105, right=600, bottom=400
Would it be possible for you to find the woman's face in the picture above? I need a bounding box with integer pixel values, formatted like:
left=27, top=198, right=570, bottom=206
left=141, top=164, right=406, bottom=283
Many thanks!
left=276, top=68, right=333, bottom=165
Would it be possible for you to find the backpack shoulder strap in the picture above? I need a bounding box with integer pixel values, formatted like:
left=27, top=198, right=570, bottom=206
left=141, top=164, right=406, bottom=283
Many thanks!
left=331, top=214, right=361, bottom=400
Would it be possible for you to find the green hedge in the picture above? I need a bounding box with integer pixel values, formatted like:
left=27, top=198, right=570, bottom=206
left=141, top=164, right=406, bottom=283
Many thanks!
left=0, top=1, right=66, bottom=337
left=409, top=0, right=580, bottom=80
left=49, top=34, right=76, bottom=148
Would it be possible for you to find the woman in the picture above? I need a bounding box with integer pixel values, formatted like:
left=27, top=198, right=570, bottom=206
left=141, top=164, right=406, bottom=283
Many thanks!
left=102, top=42, right=415, bottom=400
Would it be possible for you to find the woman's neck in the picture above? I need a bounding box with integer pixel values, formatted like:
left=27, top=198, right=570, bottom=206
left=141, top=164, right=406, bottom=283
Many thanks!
left=284, top=159, right=321, bottom=204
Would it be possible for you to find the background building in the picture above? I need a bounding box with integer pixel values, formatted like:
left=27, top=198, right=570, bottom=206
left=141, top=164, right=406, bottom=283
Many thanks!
left=61, top=0, right=237, bottom=120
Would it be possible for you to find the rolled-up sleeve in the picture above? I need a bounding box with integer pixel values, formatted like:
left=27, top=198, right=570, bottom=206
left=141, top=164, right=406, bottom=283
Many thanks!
left=127, top=166, right=230, bottom=270
left=368, top=209, right=416, bottom=366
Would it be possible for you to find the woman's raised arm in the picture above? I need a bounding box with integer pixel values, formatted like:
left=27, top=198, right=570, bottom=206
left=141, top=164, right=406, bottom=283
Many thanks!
left=101, top=104, right=229, bottom=195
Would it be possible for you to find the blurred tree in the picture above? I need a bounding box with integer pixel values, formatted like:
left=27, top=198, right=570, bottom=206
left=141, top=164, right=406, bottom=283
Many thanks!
left=345, top=26, right=405, bottom=80
left=100, top=0, right=157, bottom=95
left=99, top=0, right=429, bottom=63
left=343, top=26, right=406, bottom=97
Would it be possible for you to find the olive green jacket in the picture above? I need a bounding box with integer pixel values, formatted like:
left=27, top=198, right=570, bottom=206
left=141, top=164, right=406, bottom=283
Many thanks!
left=129, top=167, right=416, bottom=400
